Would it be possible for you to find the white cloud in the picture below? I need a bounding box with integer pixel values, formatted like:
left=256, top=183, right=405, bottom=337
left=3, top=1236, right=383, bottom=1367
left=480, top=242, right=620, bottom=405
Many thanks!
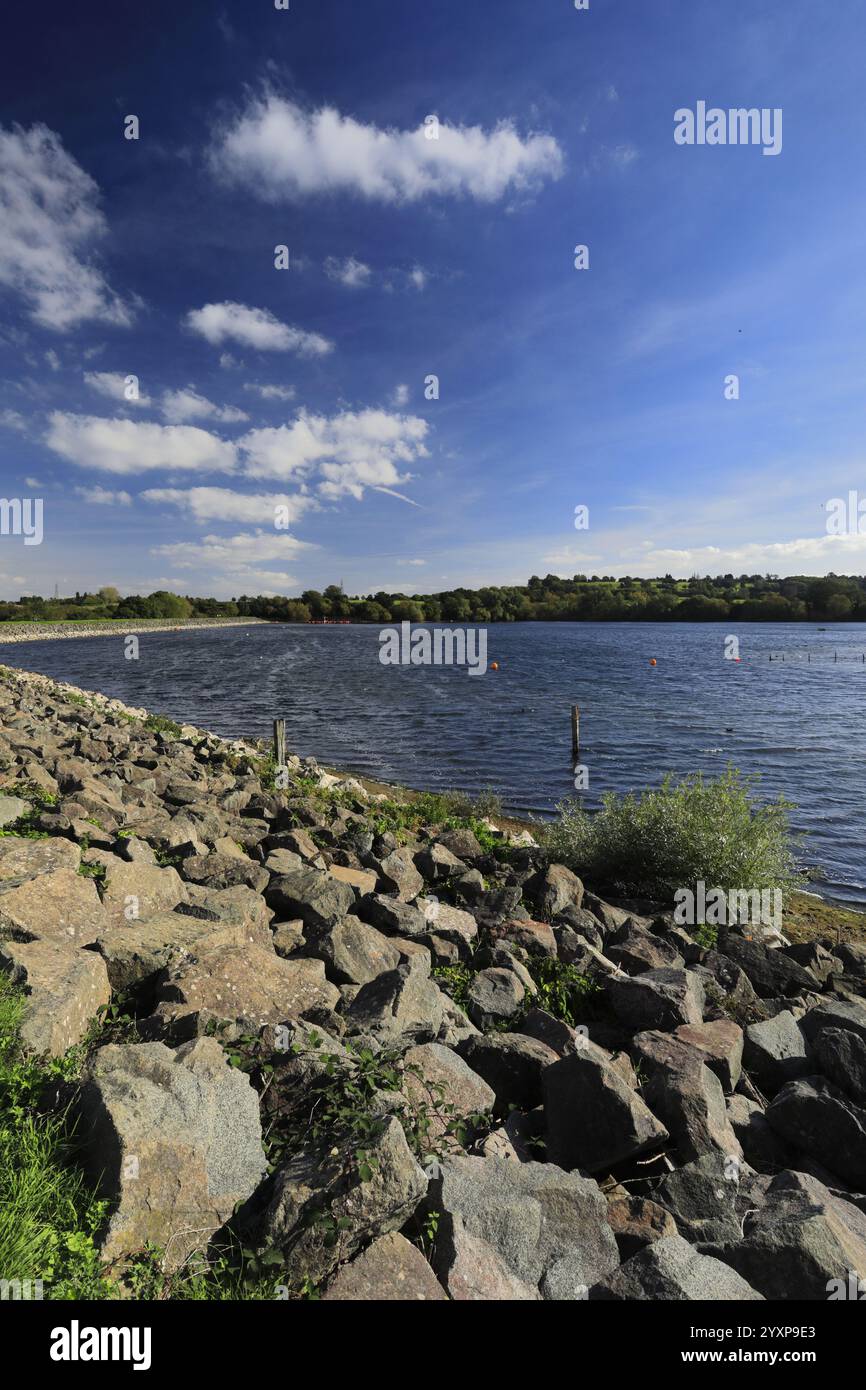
left=142, top=485, right=315, bottom=525
left=160, top=386, right=249, bottom=425
left=324, top=256, right=373, bottom=289
left=0, top=409, right=27, bottom=433
left=391, top=384, right=410, bottom=407
left=243, top=382, right=296, bottom=401
left=84, top=371, right=151, bottom=406
left=45, top=349, right=61, bottom=371
left=74, top=485, right=132, bottom=506
left=407, top=266, right=428, bottom=291
left=45, top=413, right=237, bottom=475
left=150, top=529, right=314, bottom=593
left=211, top=97, right=564, bottom=204
left=240, top=408, right=429, bottom=502
left=0, top=123, right=133, bottom=331
left=186, top=301, right=333, bottom=356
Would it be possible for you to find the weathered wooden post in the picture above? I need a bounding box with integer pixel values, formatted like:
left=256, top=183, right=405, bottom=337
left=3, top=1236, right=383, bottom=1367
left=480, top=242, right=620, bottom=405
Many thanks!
left=571, top=705, right=580, bottom=764
left=273, top=718, right=287, bottom=769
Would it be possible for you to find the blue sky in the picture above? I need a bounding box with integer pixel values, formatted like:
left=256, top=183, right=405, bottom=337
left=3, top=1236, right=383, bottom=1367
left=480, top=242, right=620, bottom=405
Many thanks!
left=1, top=0, right=865, bottom=599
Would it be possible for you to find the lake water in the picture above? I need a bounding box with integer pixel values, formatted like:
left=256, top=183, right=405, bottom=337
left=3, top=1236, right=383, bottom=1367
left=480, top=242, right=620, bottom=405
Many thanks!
left=4, top=621, right=865, bottom=907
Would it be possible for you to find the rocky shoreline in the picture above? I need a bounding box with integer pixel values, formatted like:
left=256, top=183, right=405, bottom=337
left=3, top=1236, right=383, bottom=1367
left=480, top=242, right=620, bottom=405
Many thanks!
left=0, top=618, right=271, bottom=645
left=1, top=663, right=865, bottom=1301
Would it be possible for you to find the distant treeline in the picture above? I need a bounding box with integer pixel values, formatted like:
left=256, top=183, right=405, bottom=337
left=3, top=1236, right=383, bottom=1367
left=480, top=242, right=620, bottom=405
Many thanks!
left=4, top=574, right=866, bottom=624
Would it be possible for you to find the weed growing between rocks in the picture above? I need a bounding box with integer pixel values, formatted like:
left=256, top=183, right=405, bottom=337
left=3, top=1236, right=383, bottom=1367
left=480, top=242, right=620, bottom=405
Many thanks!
left=546, top=768, right=806, bottom=899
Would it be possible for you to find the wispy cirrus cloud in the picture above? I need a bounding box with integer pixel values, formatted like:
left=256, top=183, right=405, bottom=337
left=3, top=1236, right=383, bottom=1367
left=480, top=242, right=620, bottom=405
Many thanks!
left=0, top=124, right=134, bottom=331
left=210, top=96, right=564, bottom=204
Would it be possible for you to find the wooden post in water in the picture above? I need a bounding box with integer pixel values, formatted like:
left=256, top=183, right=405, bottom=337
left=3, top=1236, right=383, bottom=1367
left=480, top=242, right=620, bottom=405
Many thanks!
left=571, top=705, right=580, bottom=764
left=273, top=718, right=287, bottom=769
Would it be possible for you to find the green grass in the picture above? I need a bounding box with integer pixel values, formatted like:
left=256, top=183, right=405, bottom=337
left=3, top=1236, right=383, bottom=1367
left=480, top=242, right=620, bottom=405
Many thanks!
left=545, top=767, right=806, bottom=900
left=144, top=713, right=183, bottom=738
left=0, top=976, right=115, bottom=1298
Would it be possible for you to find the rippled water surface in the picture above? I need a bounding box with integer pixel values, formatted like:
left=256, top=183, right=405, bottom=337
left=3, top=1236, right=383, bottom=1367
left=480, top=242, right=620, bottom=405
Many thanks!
left=5, top=621, right=865, bottom=905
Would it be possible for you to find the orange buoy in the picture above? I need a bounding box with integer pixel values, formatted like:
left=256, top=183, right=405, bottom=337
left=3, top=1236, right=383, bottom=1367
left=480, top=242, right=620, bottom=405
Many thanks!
left=649, top=658, right=657, bottom=667
left=490, top=662, right=500, bottom=671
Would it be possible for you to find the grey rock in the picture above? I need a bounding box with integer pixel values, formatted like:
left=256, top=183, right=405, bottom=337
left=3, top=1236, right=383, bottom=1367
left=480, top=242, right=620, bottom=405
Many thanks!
left=458, top=1032, right=558, bottom=1110
left=346, top=954, right=446, bottom=1044
left=0, top=937, right=111, bottom=1056
left=323, top=1231, right=447, bottom=1301
left=814, top=1028, right=866, bottom=1104
left=467, top=967, right=525, bottom=1029
left=307, top=915, right=400, bottom=986
left=766, top=1075, right=866, bottom=1188
left=590, top=1234, right=764, bottom=1301
left=608, top=968, right=705, bottom=1032
left=265, top=866, right=355, bottom=931
left=254, top=1116, right=427, bottom=1286
left=427, top=1155, right=619, bottom=1299
left=78, top=1037, right=267, bottom=1269
left=543, top=1049, right=669, bottom=1173
left=703, top=1169, right=866, bottom=1300
left=743, top=1011, right=811, bottom=1093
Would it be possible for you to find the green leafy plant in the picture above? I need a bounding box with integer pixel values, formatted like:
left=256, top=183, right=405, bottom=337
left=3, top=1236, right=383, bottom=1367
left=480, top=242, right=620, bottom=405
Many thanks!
left=545, top=768, right=805, bottom=900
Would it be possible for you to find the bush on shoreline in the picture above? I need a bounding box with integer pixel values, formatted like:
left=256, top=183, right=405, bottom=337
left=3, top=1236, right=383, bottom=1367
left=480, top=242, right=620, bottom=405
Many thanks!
left=545, top=768, right=806, bottom=900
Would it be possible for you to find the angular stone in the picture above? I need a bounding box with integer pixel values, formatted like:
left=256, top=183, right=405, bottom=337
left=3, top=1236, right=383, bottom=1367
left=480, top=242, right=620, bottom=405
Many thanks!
left=327, top=864, right=377, bottom=896
left=590, top=1234, right=763, bottom=1301
left=717, top=930, right=815, bottom=1000
left=800, top=999, right=866, bottom=1048
left=418, top=899, right=478, bottom=945
left=90, top=910, right=272, bottom=993
left=499, top=918, right=558, bottom=958
left=147, top=942, right=340, bottom=1038
left=427, top=1155, right=618, bottom=1299
left=606, top=1194, right=678, bottom=1260
left=101, top=859, right=187, bottom=928
left=360, top=894, right=429, bottom=938
left=704, top=1169, right=866, bottom=1300
left=346, top=954, right=445, bottom=1044
left=457, top=1033, right=558, bottom=1110
left=608, top=968, right=705, bottom=1032
left=254, top=1116, right=427, bottom=1286
left=654, top=1152, right=770, bottom=1244
left=433, top=1215, right=540, bottom=1300
left=0, top=937, right=110, bottom=1056
left=265, top=867, right=355, bottom=930
left=378, top=848, right=424, bottom=902
left=181, top=851, right=269, bottom=895
left=814, top=1028, right=866, bottom=1104
left=607, top=923, right=684, bottom=975
left=543, top=1049, right=669, bottom=1173
left=0, top=794, right=28, bottom=827
left=78, top=1038, right=267, bottom=1269
left=525, top=864, right=584, bottom=918
left=673, top=1019, right=743, bottom=1092
left=0, top=867, right=110, bottom=946
left=766, top=1075, right=866, bottom=1188
left=402, top=1042, right=496, bottom=1138
left=414, top=842, right=465, bottom=884
left=632, top=1031, right=743, bottom=1164
left=307, top=915, right=400, bottom=986
left=467, top=967, right=525, bottom=1029
left=323, top=1232, right=447, bottom=1301
left=743, top=1011, right=811, bottom=1093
